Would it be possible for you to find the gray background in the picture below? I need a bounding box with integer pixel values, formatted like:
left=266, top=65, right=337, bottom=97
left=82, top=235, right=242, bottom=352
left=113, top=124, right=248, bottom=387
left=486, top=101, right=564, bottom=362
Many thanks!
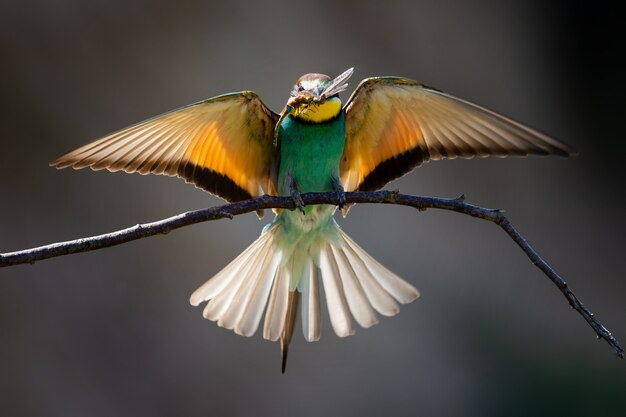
left=1, top=1, right=624, bottom=416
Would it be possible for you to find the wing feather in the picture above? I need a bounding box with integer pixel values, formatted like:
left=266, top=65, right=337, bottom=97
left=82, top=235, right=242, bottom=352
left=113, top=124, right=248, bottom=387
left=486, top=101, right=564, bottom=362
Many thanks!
left=51, top=92, right=279, bottom=202
left=342, top=77, right=576, bottom=191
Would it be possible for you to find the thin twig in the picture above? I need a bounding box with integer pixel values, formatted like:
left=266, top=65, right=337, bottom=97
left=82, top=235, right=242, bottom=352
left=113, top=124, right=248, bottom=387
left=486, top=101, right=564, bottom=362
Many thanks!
left=0, top=191, right=622, bottom=358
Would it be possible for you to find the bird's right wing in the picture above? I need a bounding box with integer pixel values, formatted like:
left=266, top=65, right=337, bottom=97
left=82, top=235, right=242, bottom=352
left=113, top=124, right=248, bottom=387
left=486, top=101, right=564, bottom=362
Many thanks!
left=51, top=92, right=279, bottom=202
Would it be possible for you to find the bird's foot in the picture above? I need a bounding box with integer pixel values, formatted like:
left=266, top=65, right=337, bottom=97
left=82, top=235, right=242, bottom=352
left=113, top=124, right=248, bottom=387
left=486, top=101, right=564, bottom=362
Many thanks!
left=291, top=189, right=306, bottom=215
left=331, top=177, right=346, bottom=209
left=288, top=175, right=306, bottom=215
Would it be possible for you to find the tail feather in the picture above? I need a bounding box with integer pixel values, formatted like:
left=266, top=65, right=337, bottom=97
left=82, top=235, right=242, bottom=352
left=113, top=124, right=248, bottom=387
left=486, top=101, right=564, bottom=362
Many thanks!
left=189, top=220, right=419, bottom=358
left=300, top=260, right=321, bottom=342
left=340, top=231, right=420, bottom=305
left=234, top=253, right=281, bottom=336
left=319, top=245, right=356, bottom=338
left=216, top=232, right=277, bottom=334
left=201, top=230, right=272, bottom=322
left=188, top=232, right=267, bottom=306
left=263, top=268, right=289, bottom=341
left=280, top=291, right=300, bottom=373
left=338, top=236, right=404, bottom=316
left=315, top=227, right=420, bottom=337
left=331, top=245, right=379, bottom=328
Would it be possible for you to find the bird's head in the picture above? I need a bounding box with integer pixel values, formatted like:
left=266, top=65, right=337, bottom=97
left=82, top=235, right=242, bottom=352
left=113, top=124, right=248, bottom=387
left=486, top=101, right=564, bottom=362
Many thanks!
left=284, top=68, right=354, bottom=123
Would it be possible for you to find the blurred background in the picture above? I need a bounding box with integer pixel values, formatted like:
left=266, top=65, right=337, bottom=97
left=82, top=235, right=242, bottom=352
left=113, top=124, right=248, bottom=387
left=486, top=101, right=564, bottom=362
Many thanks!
left=1, top=1, right=624, bottom=416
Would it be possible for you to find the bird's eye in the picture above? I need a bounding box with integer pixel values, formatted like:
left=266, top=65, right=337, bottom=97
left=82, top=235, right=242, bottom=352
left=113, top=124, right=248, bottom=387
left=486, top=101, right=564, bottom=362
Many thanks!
left=297, top=85, right=304, bottom=92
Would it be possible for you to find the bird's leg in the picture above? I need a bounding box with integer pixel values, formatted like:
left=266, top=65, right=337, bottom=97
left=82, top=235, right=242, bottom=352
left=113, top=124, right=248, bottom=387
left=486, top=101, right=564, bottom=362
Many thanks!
left=288, top=174, right=306, bottom=215
left=331, top=174, right=346, bottom=209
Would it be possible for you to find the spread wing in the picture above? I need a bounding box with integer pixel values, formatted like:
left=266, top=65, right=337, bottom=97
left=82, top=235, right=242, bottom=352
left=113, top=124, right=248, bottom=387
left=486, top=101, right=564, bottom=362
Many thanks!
left=341, top=77, right=576, bottom=191
left=51, top=92, right=279, bottom=202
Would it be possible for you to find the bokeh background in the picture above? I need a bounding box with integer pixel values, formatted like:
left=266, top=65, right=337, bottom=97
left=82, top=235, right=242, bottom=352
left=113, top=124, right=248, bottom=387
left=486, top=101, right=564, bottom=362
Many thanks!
left=1, top=1, right=624, bottom=416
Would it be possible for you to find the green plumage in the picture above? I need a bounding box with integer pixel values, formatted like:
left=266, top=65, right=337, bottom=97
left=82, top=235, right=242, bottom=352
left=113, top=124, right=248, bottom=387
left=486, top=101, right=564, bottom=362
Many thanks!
left=277, top=113, right=346, bottom=195
left=273, top=112, right=346, bottom=290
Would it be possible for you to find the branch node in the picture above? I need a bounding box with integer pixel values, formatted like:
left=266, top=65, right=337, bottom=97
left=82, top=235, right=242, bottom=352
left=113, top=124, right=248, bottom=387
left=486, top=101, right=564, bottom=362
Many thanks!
left=385, top=189, right=400, bottom=203
left=218, top=210, right=234, bottom=220
left=494, top=213, right=508, bottom=225
left=455, top=193, right=466, bottom=202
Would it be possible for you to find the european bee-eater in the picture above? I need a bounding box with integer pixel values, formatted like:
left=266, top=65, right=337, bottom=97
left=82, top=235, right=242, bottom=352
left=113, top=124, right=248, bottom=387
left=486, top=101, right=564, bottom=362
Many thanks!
left=51, top=68, right=575, bottom=371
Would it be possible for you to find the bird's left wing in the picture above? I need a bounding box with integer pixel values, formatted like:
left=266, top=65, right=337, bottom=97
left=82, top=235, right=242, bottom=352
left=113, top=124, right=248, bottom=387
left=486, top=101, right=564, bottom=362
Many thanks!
left=51, top=92, right=279, bottom=202
left=341, top=77, right=576, bottom=191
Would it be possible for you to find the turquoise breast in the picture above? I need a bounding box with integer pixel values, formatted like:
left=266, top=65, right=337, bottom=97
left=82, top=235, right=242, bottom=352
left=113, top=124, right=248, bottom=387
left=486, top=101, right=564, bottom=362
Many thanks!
left=276, top=113, right=346, bottom=196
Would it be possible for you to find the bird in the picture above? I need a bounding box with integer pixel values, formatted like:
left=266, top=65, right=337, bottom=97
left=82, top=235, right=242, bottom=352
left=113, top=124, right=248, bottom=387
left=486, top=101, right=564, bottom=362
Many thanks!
left=51, top=68, right=576, bottom=372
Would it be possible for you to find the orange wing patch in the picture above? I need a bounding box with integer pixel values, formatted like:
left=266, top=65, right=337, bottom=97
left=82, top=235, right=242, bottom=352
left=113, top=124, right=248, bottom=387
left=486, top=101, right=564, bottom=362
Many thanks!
left=342, top=77, right=576, bottom=192
left=51, top=92, right=279, bottom=202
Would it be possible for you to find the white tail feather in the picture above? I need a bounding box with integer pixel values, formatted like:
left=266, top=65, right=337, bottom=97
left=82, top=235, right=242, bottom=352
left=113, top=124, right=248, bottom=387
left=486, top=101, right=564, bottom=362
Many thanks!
left=263, top=268, right=289, bottom=341
left=341, top=241, right=400, bottom=317
left=202, top=231, right=272, bottom=322
left=234, top=253, right=281, bottom=336
left=340, top=232, right=420, bottom=304
left=301, top=260, right=321, bottom=342
left=189, top=222, right=419, bottom=341
left=189, top=233, right=265, bottom=306
left=215, top=232, right=275, bottom=332
left=331, top=245, right=379, bottom=328
left=319, top=246, right=356, bottom=337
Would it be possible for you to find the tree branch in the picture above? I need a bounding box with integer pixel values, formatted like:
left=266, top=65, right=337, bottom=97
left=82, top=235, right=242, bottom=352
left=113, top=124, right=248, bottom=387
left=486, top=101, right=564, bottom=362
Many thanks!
left=1, top=191, right=622, bottom=358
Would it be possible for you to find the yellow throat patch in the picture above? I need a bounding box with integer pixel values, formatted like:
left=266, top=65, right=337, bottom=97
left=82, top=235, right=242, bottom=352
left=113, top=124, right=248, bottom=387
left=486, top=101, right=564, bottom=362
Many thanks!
left=296, top=97, right=342, bottom=123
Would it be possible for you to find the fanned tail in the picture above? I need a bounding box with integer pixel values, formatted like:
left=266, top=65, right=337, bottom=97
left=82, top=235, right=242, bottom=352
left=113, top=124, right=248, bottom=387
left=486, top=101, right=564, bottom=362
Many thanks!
left=189, top=225, right=281, bottom=337
left=189, top=221, right=419, bottom=371
left=317, top=226, right=420, bottom=337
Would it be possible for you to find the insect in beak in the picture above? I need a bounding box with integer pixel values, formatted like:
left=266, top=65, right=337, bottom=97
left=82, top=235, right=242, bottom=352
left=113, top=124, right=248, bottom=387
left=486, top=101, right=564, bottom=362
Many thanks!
left=286, top=94, right=320, bottom=116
